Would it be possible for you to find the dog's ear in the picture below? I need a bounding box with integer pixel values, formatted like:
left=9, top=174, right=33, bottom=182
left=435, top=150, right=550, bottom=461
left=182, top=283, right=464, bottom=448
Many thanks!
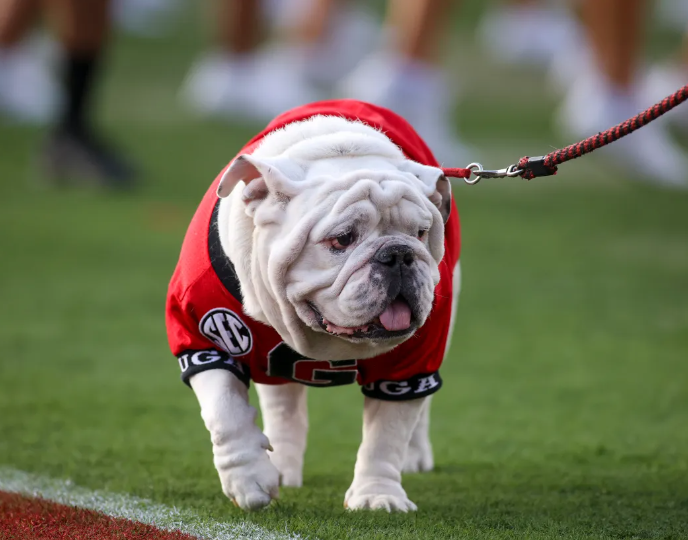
left=429, top=174, right=452, bottom=224
left=217, top=154, right=303, bottom=201
left=399, top=161, right=452, bottom=224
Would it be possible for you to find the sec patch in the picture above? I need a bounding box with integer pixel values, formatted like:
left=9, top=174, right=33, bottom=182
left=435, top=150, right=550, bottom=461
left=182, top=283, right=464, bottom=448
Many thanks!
left=199, top=308, right=252, bottom=356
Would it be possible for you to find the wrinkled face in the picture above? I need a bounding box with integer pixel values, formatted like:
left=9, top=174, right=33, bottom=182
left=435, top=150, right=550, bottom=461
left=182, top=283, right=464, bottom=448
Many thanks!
left=280, top=163, right=446, bottom=346
left=218, top=144, right=451, bottom=358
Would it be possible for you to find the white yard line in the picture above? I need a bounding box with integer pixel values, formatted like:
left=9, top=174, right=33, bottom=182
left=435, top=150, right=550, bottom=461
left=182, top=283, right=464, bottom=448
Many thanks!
left=0, top=468, right=303, bottom=540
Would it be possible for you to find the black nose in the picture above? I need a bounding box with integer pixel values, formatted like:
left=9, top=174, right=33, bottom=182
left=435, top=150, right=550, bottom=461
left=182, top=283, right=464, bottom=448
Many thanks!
left=374, top=245, right=415, bottom=267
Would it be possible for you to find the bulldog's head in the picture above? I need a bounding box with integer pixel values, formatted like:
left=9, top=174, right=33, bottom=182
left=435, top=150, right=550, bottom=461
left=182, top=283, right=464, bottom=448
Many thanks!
left=217, top=116, right=451, bottom=360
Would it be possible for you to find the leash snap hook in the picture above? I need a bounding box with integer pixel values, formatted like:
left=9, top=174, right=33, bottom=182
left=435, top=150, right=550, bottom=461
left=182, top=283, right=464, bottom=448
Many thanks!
left=465, top=162, right=523, bottom=185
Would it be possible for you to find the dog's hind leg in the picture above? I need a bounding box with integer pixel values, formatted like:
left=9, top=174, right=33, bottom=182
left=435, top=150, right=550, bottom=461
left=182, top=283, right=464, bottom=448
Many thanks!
left=403, top=261, right=461, bottom=474
left=256, top=382, right=308, bottom=487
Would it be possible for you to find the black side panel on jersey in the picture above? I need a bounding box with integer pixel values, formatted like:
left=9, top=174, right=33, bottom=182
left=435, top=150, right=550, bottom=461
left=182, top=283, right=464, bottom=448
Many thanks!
left=361, top=371, right=443, bottom=401
left=178, top=349, right=251, bottom=388
left=208, top=198, right=243, bottom=303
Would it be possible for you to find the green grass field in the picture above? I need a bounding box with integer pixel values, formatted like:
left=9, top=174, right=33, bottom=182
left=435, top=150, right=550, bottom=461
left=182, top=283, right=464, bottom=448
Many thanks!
left=1, top=3, right=687, bottom=539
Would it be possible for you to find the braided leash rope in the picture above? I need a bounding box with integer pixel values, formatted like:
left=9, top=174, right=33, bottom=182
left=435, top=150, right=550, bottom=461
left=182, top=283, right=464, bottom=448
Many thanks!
left=442, top=83, right=688, bottom=183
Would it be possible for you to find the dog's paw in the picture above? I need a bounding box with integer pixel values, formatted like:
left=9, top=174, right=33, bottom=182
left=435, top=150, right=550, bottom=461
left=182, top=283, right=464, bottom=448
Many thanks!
left=402, top=441, right=434, bottom=473
left=344, top=479, right=417, bottom=512
left=215, top=451, right=280, bottom=511
left=345, top=492, right=417, bottom=512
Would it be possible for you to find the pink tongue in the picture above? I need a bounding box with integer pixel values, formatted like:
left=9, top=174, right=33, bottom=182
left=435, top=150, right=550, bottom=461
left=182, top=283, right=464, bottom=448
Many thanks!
left=379, top=300, right=412, bottom=331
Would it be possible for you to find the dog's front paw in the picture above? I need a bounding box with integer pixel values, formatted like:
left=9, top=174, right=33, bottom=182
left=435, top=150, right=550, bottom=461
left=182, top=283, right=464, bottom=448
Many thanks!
left=215, top=450, right=280, bottom=511
left=402, top=440, right=434, bottom=473
left=344, top=479, right=417, bottom=512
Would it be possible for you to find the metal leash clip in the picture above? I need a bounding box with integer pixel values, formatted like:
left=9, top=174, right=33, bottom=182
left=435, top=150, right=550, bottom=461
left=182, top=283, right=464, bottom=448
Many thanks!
left=465, top=162, right=523, bottom=185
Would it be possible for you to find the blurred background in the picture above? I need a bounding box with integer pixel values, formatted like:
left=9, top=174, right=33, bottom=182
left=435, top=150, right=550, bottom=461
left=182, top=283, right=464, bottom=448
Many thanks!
left=1, top=0, right=688, bottom=188
left=0, top=1, right=687, bottom=535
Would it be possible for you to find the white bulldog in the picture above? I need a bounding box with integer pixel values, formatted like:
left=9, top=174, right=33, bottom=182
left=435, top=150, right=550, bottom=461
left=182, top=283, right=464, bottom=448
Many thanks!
left=167, top=103, right=460, bottom=512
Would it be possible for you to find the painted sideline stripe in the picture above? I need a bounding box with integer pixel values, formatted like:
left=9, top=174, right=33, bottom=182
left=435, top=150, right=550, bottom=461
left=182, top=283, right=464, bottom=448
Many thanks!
left=0, top=491, right=196, bottom=539
left=0, top=468, right=303, bottom=540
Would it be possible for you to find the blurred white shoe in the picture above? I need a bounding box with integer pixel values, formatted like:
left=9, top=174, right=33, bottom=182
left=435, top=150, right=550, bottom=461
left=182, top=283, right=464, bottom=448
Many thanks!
left=641, top=64, right=688, bottom=131
left=264, top=0, right=380, bottom=88
left=180, top=48, right=321, bottom=123
left=547, top=44, right=594, bottom=96
left=302, top=5, right=381, bottom=89
left=556, top=71, right=688, bottom=188
left=478, top=5, right=582, bottom=69
left=337, top=51, right=474, bottom=166
left=180, top=53, right=235, bottom=117
left=0, top=38, right=61, bottom=124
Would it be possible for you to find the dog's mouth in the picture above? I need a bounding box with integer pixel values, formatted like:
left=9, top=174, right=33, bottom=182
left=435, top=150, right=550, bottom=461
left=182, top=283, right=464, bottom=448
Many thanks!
left=307, top=298, right=417, bottom=340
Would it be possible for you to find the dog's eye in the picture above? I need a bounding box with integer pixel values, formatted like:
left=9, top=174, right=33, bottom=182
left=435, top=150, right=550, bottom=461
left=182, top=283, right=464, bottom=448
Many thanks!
left=418, top=229, right=428, bottom=239
left=331, top=232, right=355, bottom=250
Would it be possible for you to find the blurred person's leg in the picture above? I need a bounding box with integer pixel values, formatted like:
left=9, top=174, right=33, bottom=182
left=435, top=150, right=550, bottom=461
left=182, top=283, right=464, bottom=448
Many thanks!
left=181, top=0, right=320, bottom=122
left=556, top=0, right=688, bottom=188
left=41, top=0, right=136, bottom=188
left=281, top=0, right=379, bottom=87
left=288, top=0, right=334, bottom=46
left=0, top=0, right=39, bottom=46
left=387, top=0, right=449, bottom=63
left=478, top=0, right=582, bottom=68
left=49, top=0, right=110, bottom=135
left=182, top=0, right=265, bottom=116
left=216, top=0, right=262, bottom=53
left=582, top=0, right=642, bottom=89
left=0, top=0, right=60, bottom=122
left=339, top=0, right=473, bottom=165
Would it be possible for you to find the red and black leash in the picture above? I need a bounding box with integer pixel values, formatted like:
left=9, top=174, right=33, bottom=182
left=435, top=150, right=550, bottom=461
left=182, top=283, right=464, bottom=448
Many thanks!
left=441, top=83, right=688, bottom=184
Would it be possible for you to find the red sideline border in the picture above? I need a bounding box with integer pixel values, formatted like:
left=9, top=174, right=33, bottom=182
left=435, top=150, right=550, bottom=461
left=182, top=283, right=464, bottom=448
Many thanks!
left=0, top=491, right=197, bottom=540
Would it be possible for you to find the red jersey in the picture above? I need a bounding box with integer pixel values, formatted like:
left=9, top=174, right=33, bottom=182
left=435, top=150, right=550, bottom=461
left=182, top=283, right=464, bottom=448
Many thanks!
left=166, top=100, right=460, bottom=401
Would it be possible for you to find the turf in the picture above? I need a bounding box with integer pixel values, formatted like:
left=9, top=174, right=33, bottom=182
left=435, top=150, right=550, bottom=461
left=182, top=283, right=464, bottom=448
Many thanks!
left=1, top=3, right=687, bottom=539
